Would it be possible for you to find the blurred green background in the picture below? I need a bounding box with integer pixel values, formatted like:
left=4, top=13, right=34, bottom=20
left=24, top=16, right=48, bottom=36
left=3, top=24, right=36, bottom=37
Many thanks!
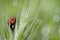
left=0, top=0, right=60, bottom=40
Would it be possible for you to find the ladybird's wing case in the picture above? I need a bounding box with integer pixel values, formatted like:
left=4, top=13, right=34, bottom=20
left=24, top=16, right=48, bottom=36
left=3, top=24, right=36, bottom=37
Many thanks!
left=8, top=17, right=16, bottom=26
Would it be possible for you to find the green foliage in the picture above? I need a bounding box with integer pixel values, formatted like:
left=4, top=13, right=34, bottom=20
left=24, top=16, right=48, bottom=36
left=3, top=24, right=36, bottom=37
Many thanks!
left=0, top=0, right=60, bottom=40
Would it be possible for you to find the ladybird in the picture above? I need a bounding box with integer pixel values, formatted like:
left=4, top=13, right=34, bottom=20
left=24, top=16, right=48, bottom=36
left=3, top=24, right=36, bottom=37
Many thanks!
left=8, top=17, right=16, bottom=31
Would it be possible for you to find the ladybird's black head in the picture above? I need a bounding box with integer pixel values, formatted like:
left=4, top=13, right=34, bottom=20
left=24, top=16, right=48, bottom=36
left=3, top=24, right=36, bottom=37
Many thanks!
left=10, top=24, right=15, bottom=31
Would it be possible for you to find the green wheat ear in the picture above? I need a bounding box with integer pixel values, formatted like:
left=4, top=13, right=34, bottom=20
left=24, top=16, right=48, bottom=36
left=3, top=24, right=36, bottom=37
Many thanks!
left=0, top=0, right=60, bottom=40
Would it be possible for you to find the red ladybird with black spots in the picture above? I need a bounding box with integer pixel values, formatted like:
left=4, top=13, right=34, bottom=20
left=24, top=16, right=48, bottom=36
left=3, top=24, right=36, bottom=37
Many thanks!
left=8, top=17, right=16, bottom=31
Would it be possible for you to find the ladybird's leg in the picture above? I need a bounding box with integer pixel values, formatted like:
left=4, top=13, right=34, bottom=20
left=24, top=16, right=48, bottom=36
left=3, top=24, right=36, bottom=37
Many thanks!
left=13, top=20, right=16, bottom=29
left=10, top=25, right=12, bottom=30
